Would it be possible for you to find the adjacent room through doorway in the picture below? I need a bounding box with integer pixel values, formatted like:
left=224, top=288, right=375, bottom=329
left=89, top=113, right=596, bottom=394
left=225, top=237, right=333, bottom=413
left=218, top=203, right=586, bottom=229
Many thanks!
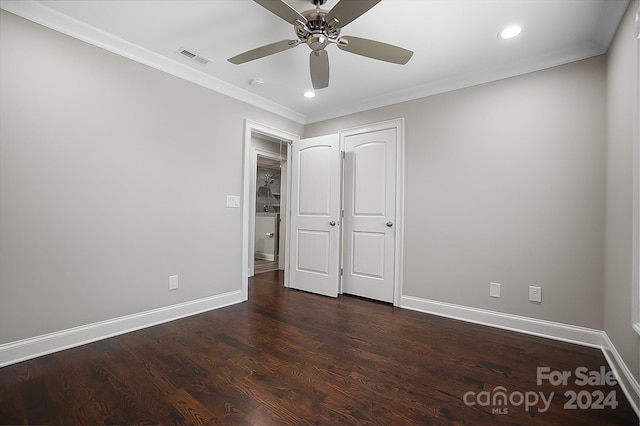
left=250, top=133, right=288, bottom=276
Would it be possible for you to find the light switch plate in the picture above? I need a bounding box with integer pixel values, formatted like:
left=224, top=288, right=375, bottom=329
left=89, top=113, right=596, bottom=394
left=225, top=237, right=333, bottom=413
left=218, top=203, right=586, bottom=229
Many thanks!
left=226, top=195, right=240, bottom=208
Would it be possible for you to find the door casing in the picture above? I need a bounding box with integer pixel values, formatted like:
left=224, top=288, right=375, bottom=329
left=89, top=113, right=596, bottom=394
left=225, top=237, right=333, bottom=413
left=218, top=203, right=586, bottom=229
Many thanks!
left=242, top=118, right=404, bottom=306
left=242, top=120, right=298, bottom=301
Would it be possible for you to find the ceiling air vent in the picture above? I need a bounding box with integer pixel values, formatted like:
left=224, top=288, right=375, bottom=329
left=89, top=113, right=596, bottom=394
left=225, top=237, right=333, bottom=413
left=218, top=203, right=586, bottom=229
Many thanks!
left=177, top=47, right=211, bottom=66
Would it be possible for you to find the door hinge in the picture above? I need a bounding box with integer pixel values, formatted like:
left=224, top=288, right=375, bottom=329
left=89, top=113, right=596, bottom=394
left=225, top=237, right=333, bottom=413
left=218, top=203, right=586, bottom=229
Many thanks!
left=340, top=268, right=343, bottom=276
left=341, top=150, right=346, bottom=159
left=341, top=209, right=344, bottom=218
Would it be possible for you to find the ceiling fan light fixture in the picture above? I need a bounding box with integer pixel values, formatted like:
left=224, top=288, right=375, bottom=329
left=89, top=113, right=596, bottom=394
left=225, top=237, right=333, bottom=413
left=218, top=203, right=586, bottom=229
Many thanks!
left=308, top=33, right=328, bottom=51
left=230, top=0, right=412, bottom=89
left=499, top=25, right=522, bottom=40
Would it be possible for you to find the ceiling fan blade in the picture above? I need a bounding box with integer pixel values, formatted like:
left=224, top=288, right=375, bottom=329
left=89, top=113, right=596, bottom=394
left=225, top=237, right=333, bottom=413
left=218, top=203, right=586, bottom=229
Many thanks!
left=325, top=0, right=381, bottom=29
left=254, top=0, right=307, bottom=25
left=337, top=36, right=413, bottom=65
left=310, top=50, right=329, bottom=89
left=228, top=39, right=300, bottom=64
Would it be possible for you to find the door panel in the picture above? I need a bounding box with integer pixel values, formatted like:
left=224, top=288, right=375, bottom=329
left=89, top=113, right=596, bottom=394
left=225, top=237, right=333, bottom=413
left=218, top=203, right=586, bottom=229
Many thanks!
left=299, top=146, right=332, bottom=215
left=343, top=128, right=397, bottom=302
left=353, top=142, right=387, bottom=216
left=289, top=134, right=340, bottom=297
left=296, top=230, right=330, bottom=274
left=351, top=231, right=386, bottom=279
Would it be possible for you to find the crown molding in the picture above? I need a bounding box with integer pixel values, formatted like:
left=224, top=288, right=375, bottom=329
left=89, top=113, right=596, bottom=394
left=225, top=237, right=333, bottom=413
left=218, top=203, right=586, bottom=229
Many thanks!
left=303, top=1, right=629, bottom=124
left=304, top=40, right=607, bottom=124
left=0, top=0, right=306, bottom=124
left=1, top=0, right=629, bottom=126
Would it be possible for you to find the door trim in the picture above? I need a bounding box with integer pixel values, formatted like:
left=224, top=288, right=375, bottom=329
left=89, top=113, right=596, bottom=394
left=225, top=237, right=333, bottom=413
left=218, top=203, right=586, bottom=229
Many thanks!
left=242, top=120, right=299, bottom=301
left=338, top=118, right=405, bottom=306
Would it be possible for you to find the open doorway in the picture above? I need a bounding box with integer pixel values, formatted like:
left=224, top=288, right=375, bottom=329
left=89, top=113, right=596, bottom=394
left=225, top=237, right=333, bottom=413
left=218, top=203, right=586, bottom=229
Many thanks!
left=242, top=121, right=298, bottom=301
left=254, top=151, right=285, bottom=274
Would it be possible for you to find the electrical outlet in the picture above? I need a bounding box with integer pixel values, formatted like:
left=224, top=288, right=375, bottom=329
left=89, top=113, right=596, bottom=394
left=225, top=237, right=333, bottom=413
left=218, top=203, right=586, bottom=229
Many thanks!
left=490, top=282, right=501, bottom=298
left=169, top=275, right=179, bottom=291
left=529, top=286, right=541, bottom=303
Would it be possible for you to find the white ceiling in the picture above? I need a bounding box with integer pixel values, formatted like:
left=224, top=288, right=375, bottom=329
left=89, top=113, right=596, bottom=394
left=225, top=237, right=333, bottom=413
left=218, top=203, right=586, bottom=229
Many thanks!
left=1, top=0, right=630, bottom=124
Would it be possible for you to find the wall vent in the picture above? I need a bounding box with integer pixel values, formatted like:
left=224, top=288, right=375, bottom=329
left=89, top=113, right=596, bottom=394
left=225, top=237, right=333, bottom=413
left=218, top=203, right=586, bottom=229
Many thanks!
left=177, top=47, right=210, bottom=66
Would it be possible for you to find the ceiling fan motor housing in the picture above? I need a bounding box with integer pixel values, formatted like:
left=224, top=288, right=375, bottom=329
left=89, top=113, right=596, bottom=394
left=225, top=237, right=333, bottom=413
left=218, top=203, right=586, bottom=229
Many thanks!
left=295, top=9, right=341, bottom=51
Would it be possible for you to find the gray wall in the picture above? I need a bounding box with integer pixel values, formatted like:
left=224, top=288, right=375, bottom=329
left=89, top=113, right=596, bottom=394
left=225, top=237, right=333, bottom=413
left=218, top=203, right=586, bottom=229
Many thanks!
left=604, top=0, right=639, bottom=379
left=306, top=56, right=608, bottom=330
left=1, top=3, right=637, bottom=384
left=0, top=10, right=303, bottom=344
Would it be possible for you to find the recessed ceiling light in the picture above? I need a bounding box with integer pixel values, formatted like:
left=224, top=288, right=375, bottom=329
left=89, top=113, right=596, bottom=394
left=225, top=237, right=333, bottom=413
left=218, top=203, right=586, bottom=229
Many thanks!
left=304, top=91, right=316, bottom=98
left=499, top=25, right=522, bottom=40
left=249, top=78, right=264, bottom=87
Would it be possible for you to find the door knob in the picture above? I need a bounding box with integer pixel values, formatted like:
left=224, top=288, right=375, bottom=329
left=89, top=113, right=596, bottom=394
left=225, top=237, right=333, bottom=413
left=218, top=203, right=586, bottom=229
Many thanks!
left=329, top=221, right=336, bottom=226
left=386, top=221, right=393, bottom=227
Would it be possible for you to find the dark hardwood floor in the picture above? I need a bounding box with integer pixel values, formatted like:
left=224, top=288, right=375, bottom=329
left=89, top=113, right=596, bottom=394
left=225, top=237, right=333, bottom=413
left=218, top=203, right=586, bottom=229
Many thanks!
left=254, top=258, right=280, bottom=274
left=0, top=271, right=637, bottom=425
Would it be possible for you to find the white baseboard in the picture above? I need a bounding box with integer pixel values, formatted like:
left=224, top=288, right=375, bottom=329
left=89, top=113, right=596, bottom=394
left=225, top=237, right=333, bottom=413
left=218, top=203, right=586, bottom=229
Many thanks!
left=0, top=290, right=242, bottom=368
left=400, top=295, right=604, bottom=347
left=255, top=252, right=275, bottom=261
left=400, top=295, right=640, bottom=418
left=2, top=290, right=638, bottom=418
left=602, top=333, right=640, bottom=418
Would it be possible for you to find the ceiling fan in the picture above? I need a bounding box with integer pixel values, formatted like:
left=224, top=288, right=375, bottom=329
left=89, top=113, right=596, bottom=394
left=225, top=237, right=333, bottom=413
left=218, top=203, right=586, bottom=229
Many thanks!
left=228, top=0, right=414, bottom=90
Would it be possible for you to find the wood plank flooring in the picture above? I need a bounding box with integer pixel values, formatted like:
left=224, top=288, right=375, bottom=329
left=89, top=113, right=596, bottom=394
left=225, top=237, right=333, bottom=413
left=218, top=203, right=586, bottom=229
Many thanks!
left=254, top=258, right=280, bottom=274
left=0, top=270, right=637, bottom=424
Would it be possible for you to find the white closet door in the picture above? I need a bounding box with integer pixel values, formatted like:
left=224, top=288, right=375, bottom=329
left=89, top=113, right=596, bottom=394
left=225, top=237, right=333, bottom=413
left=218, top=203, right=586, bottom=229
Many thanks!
left=342, top=128, right=397, bottom=303
left=289, top=134, right=341, bottom=297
